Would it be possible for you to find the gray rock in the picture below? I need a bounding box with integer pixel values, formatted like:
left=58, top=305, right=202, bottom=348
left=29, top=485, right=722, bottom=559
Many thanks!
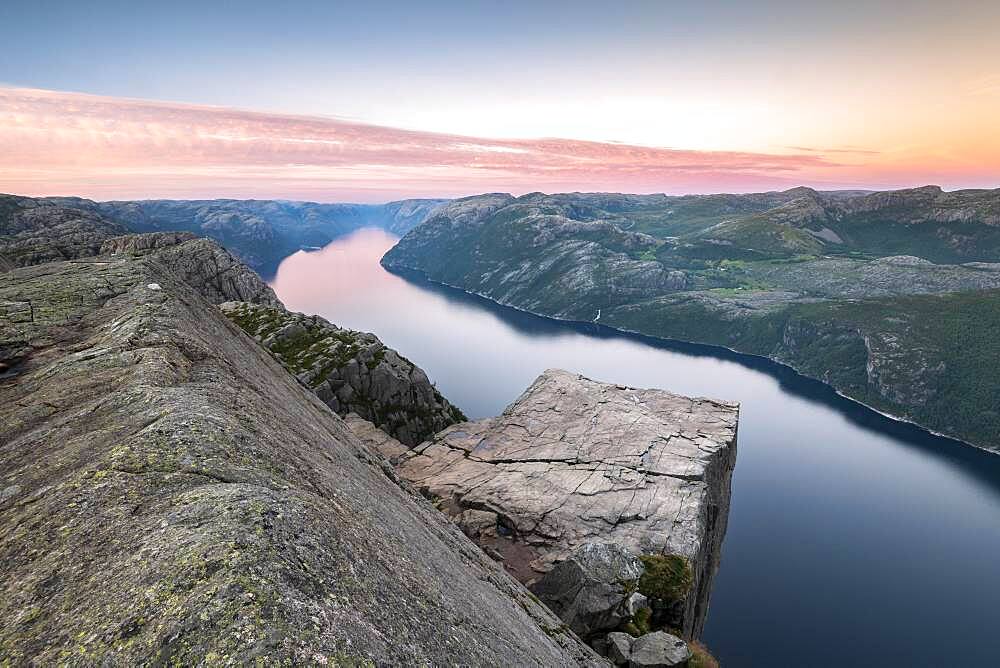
left=0, top=195, right=127, bottom=270
left=221, top=302, right=465, bottom=445
left=341, top=412, right=412, bottom=460
left=628, top=631, right=692, bottom=667
left=606, top=631, right=635, bottom=665
left=624, top=592, right=650, bottom=617
left=99, top=230, right=198, bottom=255
left=395, top=368, right=739, bottom=637
left=143, top=236, right=282, bottom=306
left=590, top=635, right=610, bottom=658
left=0, top=242, right=602, bottom=665
left=532, top=542, right=643, bottom=636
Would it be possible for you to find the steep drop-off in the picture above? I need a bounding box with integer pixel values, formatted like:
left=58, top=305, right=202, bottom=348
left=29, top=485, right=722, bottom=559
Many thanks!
left=349, top=369, right=739, bottom=641
left=0, top=237, right=602, bottom=665
left=221, top=301, right=465, bottom=446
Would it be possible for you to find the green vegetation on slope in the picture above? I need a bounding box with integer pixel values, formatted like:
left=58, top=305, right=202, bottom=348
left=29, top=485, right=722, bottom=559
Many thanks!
left=383, top=188, right=1000, bottom=451
left=602, top=290, right=1000, bottom=448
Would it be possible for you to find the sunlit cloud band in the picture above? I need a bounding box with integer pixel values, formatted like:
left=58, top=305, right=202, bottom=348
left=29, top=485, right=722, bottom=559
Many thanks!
left=0, top=87, right=993, bottom=201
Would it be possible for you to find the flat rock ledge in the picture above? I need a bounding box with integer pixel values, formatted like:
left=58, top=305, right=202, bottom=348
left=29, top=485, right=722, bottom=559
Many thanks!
left=351, top=368, right=739, bottom=639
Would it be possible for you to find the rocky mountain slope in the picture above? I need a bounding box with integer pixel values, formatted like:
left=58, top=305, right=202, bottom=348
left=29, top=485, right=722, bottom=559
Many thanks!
left=382, top=187, right=1000, bottom=451
left=220, top=302, right=465, bottom=446
left=684, top=185, right=1000, bottom=262
left=2, top=194, right=447, bottom=276
left=0, top=235, right=603, bottom=665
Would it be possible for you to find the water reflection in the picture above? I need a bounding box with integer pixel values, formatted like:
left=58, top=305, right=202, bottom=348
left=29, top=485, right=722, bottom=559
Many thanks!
left=271, top=228, right=1000, bottom=667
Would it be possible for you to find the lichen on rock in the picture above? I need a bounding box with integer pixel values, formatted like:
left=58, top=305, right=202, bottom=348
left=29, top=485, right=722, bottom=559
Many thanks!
left=221, top=301, right=465, bottom=446
left=0, top=240, right=601, bottom=666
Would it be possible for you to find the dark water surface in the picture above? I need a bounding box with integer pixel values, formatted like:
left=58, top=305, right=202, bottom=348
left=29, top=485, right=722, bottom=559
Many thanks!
left=271, top=228, right=1000, bottom=667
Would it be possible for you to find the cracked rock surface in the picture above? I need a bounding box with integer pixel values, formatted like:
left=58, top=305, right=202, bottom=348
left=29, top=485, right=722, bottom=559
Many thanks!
left=0, top=242, right=602, bottom=665
left=99, top=232, right=282, bottom=307
left=359, top=368, right=739, bottom=639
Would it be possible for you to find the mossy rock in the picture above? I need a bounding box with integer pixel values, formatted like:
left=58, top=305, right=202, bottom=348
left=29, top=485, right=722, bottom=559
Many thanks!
left=619, top=606, right=654, bottom=637
left=637, top=554, right=693, bottom=604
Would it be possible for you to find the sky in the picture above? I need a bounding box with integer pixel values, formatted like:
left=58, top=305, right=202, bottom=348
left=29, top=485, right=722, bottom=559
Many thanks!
left=1, top=0, right=998, bottom=202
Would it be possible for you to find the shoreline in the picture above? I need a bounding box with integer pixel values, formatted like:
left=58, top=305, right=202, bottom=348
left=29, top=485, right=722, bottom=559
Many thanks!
left=382, top=260, right=994, bottom=457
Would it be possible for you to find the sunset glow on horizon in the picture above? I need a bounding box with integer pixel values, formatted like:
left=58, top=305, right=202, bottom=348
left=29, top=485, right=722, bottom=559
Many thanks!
left=1, top=1, right=998, bottom=202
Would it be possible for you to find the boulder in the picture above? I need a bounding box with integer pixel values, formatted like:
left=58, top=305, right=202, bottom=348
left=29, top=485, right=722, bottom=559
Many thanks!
left=606, top=631, right=635, bottom=665
left=629, top=631, right=692, bottom=667
left=624, top=592, right=651, bottom=617
left=531, top=542, right=643, bottom=636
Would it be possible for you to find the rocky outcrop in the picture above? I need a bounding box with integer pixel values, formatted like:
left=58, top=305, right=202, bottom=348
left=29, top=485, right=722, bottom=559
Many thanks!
left=0, top=243, right=602, bottom=665
left=827, top=185, right=1000, bottom=227
left=99, top=230, right=198, bottom=255
left=0, top=195, right=128, bottom=270
left=100, top=232, right=281, bottom=307
left=531, top=542, right=644, bottom=636
left=627, top=631, right=693, bottom=667
left=350, top=369, right=739, bottom=639
left=221, top=302, right=465, bottom=446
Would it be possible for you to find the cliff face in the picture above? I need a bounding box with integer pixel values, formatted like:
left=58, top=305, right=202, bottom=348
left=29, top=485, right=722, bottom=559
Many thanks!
left=382, top=190, right=1000, bottom=451
left=349, top=369, right=740, bottom=640
left=0, top=239, right=601, bottom=665
left=221, top=302, right=465, bottom=446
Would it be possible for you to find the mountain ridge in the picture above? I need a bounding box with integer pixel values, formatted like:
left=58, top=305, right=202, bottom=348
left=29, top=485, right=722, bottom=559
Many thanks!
left=1, top=194, right=448, bottom=276
left=382, top=185, right=1000, bottom=451
left=0, top=230, right=605, bottom=665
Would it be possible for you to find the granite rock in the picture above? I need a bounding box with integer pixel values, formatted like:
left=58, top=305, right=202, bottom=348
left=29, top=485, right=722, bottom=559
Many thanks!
left=221, top=302, right=465, bottom=446
left=606, top=632, right=635, bottom=665
left=628, top=631, right=692, bottom=667
left=0, top=195, right=128, bottom=270
left=392, top=368, right=739, bottom=638
left=531, top=542, right=644, bottom=636
left=0, top=244, right=601, bottom=665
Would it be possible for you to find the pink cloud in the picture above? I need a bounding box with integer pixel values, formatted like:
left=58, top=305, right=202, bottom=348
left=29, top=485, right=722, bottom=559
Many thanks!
left=0, top=86, right=966, bottom=201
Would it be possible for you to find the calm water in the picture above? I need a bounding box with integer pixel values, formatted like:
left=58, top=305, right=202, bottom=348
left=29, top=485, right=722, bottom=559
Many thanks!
left=272, top=228, right=1000, bottom=667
